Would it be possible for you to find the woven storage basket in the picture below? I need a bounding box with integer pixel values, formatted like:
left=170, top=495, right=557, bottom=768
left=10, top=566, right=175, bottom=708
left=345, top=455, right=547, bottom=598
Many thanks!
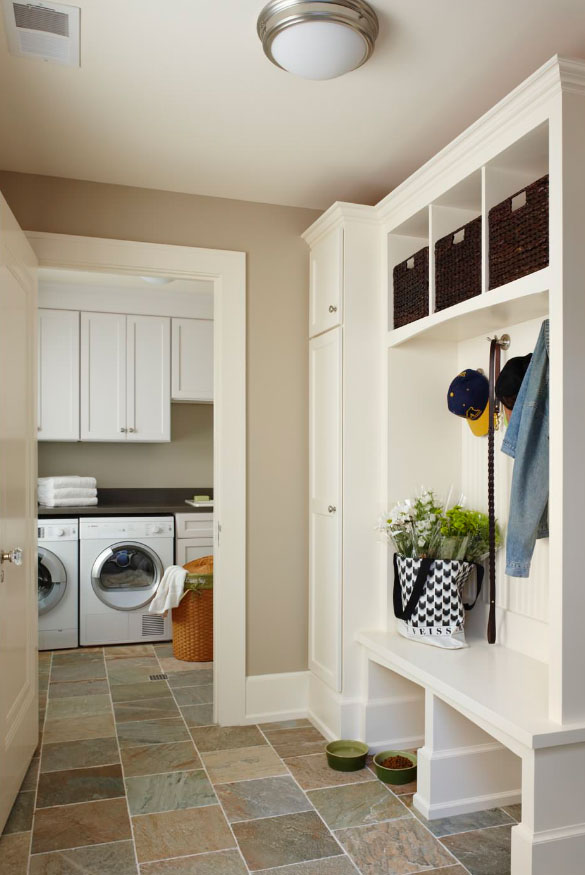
left=393, top=246, right=429, bottom=328
left=172, top=555, right=213, bottom=662
left=489, top=174, right=549, bottom=290
left=435, top=216, right=482, bottom=311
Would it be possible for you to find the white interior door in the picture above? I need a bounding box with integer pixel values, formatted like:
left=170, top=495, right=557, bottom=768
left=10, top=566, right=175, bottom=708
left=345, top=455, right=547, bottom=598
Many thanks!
left=38, top=308, right=79, bottom=441
left=0, top=192, right=38, bottom=830
left=126, top=315, right=170, bottom=442
left=80, top=311, right=126, bottom=440
left=309, top=327, right=342, bottom=691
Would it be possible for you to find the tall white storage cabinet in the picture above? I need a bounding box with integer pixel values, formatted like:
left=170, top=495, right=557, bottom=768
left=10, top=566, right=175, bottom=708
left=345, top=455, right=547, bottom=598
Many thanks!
left=305, top=209, right=382, bottom=731
left=304, top=58, right=585, bottom=875
left=81, top=312, right=170, bottom=442
left=37, top=308, right=79, bottom=441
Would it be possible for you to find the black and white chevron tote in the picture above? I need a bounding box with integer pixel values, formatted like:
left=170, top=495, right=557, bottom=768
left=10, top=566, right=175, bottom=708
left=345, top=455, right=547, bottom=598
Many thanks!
left=393, top=554, right=483, bottom=646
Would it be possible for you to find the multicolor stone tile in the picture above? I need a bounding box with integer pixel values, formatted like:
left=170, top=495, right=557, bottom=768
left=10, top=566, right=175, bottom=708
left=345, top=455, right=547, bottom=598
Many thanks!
left=29, top=840, right=138, bottom=874
left=111, top=681, right=172, bottom=702
left=2, top=791, right=35, bottom=834
left=114, top=697, right=180, bottom=723
left=263, top=726, right=328, bottom=758
left=216, top=775, right=312, bottom=822
left=48, top=678, right=110, bottom=698
left=202, top=745, right=287, bottom=784
left=125, top=769, right=217, bottom=815
left=180, top=703, right=215, bottom=727
left=190, top=725, right=266, bottom=752
left=132, top=804, right=235, bottom=863
left=0, top=832, right=32, bottom=874
left=139, top=849, right=247, bottom=874
left=117, top=717, right=191, bottom=749
left=42, top=711, right=116, bottom=744
left=402, top=795, right=515, bottom=837
left=121, top=741, right=202, bottom=778
left=307, top=780, right=409, bottom=830
left=31, top=797, right=131, bottom=853
left=255, top=860, right=358, bottom=875
left=336, top=816, right=455, bottom=875
left=233, top=810, right=343, bottom=870
left=440, top=825, right=513, bottom=875
left=172, top=684, right=214, bottom=706
left=40, top=736, right=119, bottom=772
left=284, top=753, right=376, bottom=790
left=36, top=764, right=125, bottom=808
left=166, top=668, right=213, bottom=687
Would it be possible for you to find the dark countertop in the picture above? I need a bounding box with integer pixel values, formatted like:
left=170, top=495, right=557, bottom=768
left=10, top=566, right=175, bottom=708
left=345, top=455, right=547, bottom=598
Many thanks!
left=37, top=487, right=213, bottom=518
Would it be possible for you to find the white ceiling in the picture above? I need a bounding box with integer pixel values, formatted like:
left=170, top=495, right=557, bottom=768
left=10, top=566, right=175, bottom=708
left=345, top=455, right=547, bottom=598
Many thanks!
left=1, top=0, right=585, bottom=210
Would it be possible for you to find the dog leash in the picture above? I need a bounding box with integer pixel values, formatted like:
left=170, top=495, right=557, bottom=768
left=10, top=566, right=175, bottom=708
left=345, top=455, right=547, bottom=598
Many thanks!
left=487, top=335, right=505, bottom=644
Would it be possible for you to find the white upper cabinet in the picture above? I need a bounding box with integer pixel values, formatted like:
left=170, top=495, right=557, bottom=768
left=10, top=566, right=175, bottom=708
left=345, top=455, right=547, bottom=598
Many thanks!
left=127, top=315, right=170, bottom=442
left=38, top=309, right=80, bottom=441
left=81, top=312, right=127, bottom=441
left=309, top=226, right=343, bottom=337
left=171, top=318, right=213, bottom=402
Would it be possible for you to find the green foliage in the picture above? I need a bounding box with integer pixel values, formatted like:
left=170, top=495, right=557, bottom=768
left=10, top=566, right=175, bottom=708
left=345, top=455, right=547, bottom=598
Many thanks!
left=440, top=505, right=501, bottom=562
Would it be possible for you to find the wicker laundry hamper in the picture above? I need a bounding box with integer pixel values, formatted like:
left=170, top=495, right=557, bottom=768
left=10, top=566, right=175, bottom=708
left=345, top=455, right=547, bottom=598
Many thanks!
left=172, top=555, right=213, bottom=662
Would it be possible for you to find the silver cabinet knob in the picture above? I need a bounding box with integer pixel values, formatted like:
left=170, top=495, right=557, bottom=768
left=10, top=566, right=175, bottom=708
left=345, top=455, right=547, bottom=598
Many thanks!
left=328, top=505, right=337, bottom=514
left=128, top=427, right=135, bottom=433
left=1, top=548, right=23, bottom=566
left=120, top=427, right=127, bottom=433
left=328, top=305, right=338, bottom=313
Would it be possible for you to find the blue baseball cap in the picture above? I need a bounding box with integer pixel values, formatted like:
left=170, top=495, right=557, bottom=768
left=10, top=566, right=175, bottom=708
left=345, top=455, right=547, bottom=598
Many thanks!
left=447, top=369, right=489, bottom=436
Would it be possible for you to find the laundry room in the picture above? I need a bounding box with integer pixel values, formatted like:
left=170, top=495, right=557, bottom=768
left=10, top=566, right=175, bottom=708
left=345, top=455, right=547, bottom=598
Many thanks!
left=36, top=264, right=216, bottom=679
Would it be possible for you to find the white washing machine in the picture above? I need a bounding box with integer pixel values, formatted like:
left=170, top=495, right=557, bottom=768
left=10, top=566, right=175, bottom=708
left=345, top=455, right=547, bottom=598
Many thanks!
left=79, top=516, right=173, bottom=645
left=38, top=519, right=79, bottom=651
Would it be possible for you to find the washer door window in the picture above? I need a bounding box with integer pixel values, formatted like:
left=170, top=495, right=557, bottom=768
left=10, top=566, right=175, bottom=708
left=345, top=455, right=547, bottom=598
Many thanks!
left=91, top=541, right=164, bottom=611
left=38, top=548, right=67, bottom=616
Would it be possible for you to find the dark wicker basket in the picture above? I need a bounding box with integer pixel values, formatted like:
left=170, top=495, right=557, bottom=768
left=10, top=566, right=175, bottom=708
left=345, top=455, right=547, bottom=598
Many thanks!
left=435, top=216, right=482, bottom=311
left=489, top=174, right=549, bottom=290
left=393, top=247, right=429, bottom=328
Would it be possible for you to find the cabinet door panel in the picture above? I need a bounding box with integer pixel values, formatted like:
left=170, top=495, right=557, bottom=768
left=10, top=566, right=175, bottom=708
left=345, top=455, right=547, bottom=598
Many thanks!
left=38, top=309, right=79, bottom=441
left=176, top=539, right=213, bottom=566
left=309, top=227, right=343, bottom=337
left=172, top=318, right=213, bottom=402
left=80, top=312, right=126, bottom=441
left=309, top=328, right=342, bottom=691
left=127, top=315, right=170, bottom=442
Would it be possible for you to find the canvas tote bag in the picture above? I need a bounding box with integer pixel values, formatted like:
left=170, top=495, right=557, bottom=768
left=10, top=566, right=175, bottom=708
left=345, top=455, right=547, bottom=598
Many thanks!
left=393, top=554, right=483, bottom=649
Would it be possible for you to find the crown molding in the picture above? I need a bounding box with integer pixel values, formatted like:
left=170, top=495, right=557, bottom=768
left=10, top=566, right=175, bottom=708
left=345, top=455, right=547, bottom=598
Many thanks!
left=302, top=201, right=378, bottom=246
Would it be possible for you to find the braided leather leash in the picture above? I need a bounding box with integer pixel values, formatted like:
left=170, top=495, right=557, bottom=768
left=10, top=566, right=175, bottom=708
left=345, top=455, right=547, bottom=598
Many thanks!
left=487, top=337, right=502, bottom=644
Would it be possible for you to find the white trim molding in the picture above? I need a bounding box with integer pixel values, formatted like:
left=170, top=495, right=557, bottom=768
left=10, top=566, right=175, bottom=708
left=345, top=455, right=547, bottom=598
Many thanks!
left=27, top=231, right=247, bottom=726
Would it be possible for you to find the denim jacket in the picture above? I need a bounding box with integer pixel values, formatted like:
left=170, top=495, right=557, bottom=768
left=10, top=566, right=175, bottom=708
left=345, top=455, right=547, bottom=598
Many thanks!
left=501, top=319, right=549, bottom=578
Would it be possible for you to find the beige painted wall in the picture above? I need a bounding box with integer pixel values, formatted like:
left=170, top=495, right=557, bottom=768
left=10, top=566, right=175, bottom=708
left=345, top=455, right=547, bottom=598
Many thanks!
left=0, top=171, right=319, bottom=676
left=38, top=403, right=213, bottom=488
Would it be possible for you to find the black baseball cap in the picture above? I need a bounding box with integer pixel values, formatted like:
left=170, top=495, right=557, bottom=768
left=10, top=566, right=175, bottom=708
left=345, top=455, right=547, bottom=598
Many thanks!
left=495, top=354, right=532, bottom=408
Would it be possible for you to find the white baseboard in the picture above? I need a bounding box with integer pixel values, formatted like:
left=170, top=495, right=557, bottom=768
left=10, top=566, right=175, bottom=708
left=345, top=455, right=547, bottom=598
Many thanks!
left=245, top=671, right=309, bottom=724
left=413, top=788, right=522, bottom=820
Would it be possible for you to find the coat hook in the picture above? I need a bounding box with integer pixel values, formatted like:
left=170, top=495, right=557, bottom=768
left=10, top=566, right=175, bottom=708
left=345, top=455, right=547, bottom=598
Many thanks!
left=486, top=333, right=511, bottom=350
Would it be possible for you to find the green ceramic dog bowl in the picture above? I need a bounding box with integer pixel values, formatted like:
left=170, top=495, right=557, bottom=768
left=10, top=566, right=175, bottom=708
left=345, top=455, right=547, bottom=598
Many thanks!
left=326, top=739, right=369, bottom=772
left=373, top=750, right=417, bottom=784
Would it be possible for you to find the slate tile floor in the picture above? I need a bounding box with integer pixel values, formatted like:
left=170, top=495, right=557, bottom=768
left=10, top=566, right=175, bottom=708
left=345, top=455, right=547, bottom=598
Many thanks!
left=0, top=645, right=520, bottom=875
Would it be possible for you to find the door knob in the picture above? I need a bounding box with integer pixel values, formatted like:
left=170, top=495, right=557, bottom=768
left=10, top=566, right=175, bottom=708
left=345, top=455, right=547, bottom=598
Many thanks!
left=328, top=505, right=337, bottom=514
left=120, top=427, right=127, bottom=433
left=328, top=305, right=338, bottom=313
left=128, top=427, right=135, bottom=433
left=1, top=548, right=23, bottom=566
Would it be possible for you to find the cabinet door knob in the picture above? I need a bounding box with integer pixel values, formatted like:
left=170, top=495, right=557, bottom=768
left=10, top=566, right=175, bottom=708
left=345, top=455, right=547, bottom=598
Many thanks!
left=128, top=427, right=135, bottom=433
left=328, top=505, right=337, bottom=514
left=120, top=427, right=127, bottom=433
left=328, top=305, right=338, bottom=313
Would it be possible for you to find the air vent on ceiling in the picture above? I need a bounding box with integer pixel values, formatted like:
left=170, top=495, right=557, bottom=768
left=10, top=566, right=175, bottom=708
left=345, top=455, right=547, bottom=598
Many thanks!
left=2, top=1, right=80, bottom=66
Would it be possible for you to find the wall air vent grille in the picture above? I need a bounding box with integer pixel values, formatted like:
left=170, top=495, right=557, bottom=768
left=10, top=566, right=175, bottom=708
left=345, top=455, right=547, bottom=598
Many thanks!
left=2, top=0, right=80, bottom=66
left=142, top=614, right=165, bottom=637
left=13, top=3, right=69, bottom=35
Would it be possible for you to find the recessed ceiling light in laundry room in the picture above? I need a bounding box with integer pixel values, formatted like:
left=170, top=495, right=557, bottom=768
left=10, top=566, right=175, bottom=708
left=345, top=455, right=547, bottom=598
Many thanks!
left=1, top=0, right=80, bottom=65
left=257, top=0, right=379, bottom=80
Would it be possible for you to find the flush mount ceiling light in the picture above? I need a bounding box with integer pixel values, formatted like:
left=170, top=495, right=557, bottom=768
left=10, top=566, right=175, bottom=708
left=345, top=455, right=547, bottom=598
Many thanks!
left=257, top=0, right=379, bottom=81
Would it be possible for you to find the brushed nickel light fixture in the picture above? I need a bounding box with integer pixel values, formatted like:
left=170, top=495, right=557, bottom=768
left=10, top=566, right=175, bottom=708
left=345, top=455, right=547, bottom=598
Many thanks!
left=257, top=0, right=379, bottom=81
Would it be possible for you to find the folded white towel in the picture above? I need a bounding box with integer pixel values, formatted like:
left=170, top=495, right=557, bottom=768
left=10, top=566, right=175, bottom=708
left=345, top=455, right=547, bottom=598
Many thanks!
left=38, top=476, right=97, bottom=490
left=38, top=487, right=97, bottom=500
left=149, top=566, right=187, bottom=616
left=38, top=496, right=99, bottom=508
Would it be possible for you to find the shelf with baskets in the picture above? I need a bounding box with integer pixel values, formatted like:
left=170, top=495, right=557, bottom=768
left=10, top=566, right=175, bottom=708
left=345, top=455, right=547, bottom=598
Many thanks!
left=387, top=121, right=549, bottom=340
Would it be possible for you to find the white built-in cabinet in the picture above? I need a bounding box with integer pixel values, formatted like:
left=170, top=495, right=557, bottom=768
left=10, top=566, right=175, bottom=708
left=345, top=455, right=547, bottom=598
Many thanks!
left=309, top=226, right=343, bottom=336
left=37, top=308, right=80, bottom=441
left=306, top=213, right=381, bottom=699
left=175, top=512, right=213, bottom=565
left=309, top=328, right=342, bottom=690
left=171, top=318, right=213, bottom=402
left=81, top=312, right=170, bottom=442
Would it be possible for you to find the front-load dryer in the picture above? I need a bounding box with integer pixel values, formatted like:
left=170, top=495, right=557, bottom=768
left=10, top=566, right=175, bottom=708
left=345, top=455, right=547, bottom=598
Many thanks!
left=38, top=519, right=79, bottom=650
left=79, top=516, right=173, bottom=646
